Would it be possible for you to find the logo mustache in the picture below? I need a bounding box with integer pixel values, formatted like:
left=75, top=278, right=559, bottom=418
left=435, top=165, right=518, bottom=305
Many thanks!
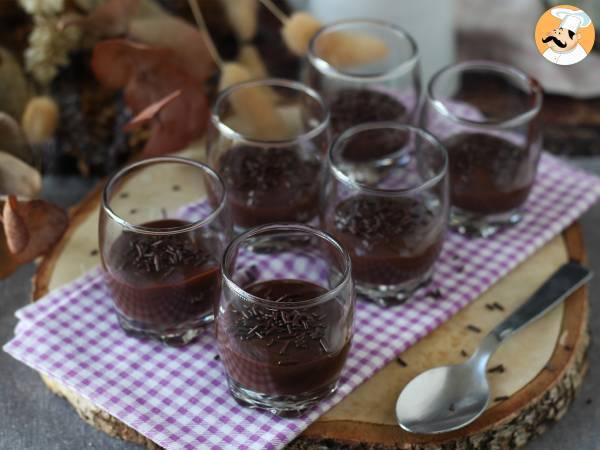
left=542, top=35, right=567, bottom=48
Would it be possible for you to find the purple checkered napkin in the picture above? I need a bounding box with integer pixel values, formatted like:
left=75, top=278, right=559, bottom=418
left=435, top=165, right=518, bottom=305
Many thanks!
left=5, top=152, right=600, bottom=450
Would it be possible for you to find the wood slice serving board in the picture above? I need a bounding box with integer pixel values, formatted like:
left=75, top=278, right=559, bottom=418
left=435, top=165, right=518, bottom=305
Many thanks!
left=32, top=146, right=589, bottom=449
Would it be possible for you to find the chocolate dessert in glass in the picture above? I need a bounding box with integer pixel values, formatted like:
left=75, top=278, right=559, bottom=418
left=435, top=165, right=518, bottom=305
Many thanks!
left=207, top=79, right=330, bottom=232
left=305, top=19, right=420, bottom=161
left=217, top=224, right=354, bottom=414
left=422, top=60, right=543, bottom=237
left=322, top=123, right=448, bottom=305
left=99, top=157, right=232, bottom=346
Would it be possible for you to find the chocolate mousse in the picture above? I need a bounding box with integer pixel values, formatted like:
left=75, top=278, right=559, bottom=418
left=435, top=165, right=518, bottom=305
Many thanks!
left=106, top=219, right=220, bottom=332
left=326, top=196, right=443, bottom=286
left=218, top=145, right=322, bottom=228
left=445, top=133, right=535, bottom=214
left=217, top=279, right=351, bottom=396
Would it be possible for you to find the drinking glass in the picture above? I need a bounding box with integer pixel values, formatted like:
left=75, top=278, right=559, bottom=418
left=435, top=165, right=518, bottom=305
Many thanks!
left=322, top=122, right=448, bottom=305
left=217, top=224, right=354, bottom=414
left=207, top=78, right=330, bottom=232
left=305, top=19, right=421, bottom=148
left=100, top=157, right=231, bottom=346
left=421, top=60, right=543, bottom=237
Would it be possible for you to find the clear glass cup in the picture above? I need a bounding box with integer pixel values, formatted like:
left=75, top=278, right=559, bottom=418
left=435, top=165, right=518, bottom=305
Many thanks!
left=321, top=122, right=448, bottom=305
left=421, top=60, right=543, bottom=238
left=216, top=223, right=354, bottom=414
left=305, top=19, right=421, bottom=149
left=99, top=157, right=232, bottom=346
left=207, top=78, right=330, bottom=233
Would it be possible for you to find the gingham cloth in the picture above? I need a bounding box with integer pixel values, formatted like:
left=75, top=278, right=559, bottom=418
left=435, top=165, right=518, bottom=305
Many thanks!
left=4, top=152, right=600, bottom=450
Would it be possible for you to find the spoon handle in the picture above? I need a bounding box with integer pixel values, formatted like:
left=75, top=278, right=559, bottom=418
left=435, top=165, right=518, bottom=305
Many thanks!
left=492, top=261, right=592, bottom=342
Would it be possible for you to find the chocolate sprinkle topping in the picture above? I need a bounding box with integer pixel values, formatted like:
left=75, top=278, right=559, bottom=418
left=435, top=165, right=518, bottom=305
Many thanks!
left=466, top=324, right=482, bottom=333
left=488, top=364, right=505, bottom=374
left=329, top=89, right=407, bottom=136
left=333, top=196, right=433, bottom=247
left=396, top=357, right=407, bottom=367
left=230, top=281, right=331, bottom=359
left=119, top=229, right=211, bottom=277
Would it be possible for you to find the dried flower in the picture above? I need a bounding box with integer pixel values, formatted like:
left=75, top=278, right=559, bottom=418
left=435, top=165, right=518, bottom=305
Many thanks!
left=24, top=15, right=81, bottom=85
left=19, top=0, right=65, bottom=15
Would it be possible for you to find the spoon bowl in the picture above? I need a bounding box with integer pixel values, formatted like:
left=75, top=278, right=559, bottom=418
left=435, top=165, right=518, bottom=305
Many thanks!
left=396, top=360, right=490, bottom=434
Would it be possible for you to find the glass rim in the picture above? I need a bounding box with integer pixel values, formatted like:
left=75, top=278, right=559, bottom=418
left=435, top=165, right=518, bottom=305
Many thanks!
left=307, top=19, right=419, bottom=83
left=101, top=156, right=227, bottom=235
left=328, top=122, right=448, bottom=196
left=211, top=78, right=330, bottom=148
left=221, top=223, right=352, bottom=309
left=426, top=60, right=543, bottom=129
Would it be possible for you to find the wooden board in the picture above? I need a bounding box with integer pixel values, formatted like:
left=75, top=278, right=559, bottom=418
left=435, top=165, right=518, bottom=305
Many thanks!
left=32, top=145, right=589, bottom=449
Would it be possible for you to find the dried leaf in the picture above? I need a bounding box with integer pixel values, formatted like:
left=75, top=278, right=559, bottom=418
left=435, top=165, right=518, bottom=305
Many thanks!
left=59, top=0, right=140, bottom=38
left=128, top=13, right=214, bottom=83
left=0, top=151, right=42, bottom=197
left=2, top=196, right=68, bottom=264
left=123, top=90, right=181, bottom=130
left=92, top=39, right=210, bottom=155
left=90, top=39, right=173, bottom=90
left=0, top=112, right=29, bottom=157
left=0, top=47, right=32, bottom=120
left=125, top=83, right=208, bottom=156
left=3, top=196, right=29, bottom=254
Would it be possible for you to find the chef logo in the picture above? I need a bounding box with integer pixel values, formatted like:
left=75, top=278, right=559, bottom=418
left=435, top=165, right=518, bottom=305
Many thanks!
left=535, top=5, right=595, bottom=65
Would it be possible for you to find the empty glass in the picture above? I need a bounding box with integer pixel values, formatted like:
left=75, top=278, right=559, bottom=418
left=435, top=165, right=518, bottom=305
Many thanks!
left=207, top=78, right=330, bottom=232
left=99, top=157, right=232, bottom=346
left=305, top=19, right=421, bottom=148
left=216, top=224, right=354, bottom=414
left=421, top=60, right=543, bottom=237
left=321, top=123, right=448, bottom=305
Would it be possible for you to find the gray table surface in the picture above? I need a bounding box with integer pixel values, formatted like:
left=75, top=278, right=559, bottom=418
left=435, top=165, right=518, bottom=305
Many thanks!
left=1, top=158, right=599, bottom=450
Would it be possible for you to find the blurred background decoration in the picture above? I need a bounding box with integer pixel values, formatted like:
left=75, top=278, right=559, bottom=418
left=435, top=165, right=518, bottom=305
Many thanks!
left=1, top=0, right=600, bottom=278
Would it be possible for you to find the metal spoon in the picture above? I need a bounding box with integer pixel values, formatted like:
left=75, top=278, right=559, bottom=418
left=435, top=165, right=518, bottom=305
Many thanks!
left=396, top=261, right=592, bottom=435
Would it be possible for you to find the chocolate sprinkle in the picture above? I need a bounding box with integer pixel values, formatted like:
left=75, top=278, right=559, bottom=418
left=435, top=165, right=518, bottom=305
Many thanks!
left=492, top=302, right=505, bottom=311
left=586, top=398, right=592, bottom=405
left=119, top=229, right=212, bottom=276
left=230, top=288, right=330, bottom=357
left=396, top=357, right=407, bottom=367
left=460, top=350, right=468, bottom=357
left=494, top=395, right=509, bottom=402
left=89, top=249, right=99, bottom=256
left=119, top=192, right=129, bottom=199
left=172, top=185, right=181, bottom=191
left=466, top=324, right=482, bottom=333
left=213, top=354, right=220, bottom=360
left=426, top=288, right=443, bottom=301
left=488, top=364, right=505, bottom=374
left=333, top=196, right=433, bottom=247
left=485, top=303, right=495, bottom=311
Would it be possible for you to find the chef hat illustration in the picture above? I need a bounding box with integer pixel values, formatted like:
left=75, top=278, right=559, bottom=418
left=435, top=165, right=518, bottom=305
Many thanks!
left=551, top=7, right=592, bottom=33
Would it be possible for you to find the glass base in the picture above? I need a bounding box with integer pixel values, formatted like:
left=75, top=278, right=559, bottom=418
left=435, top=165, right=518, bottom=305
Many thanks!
left=116, top=313, right=213, bottom=346
left=227, top=378, right=338, bottom=416
left=356, top=267, right=434, bottom=307
left=450, top=207, right=523, bottom=238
